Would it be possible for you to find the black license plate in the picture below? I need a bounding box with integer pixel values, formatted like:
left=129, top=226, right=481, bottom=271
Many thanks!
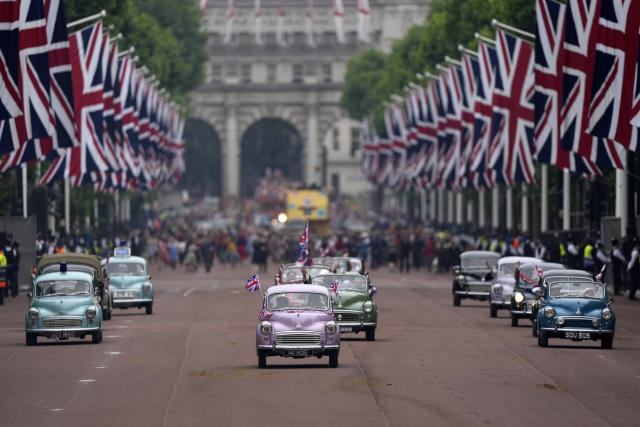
left=285, top=349, right=310, bottom=357
left=51, top=331, right=75, bottom=339
left=340, top=326, right=353, bottom=333
left=565, top=331, right=590, bottom=340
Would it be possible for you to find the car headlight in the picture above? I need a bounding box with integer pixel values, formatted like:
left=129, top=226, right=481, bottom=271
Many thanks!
left=493, top=284, right=503, bottom=294
left=544, top=307, right=555, bottom=319
left=28, top=308, right=39, bottom=320
left=325, top=321, right=337, bottom=335
left=602, top=308, right=612, bottom=320
left=141, top=282, right=151, bottom=292
left=514, top=292, right=524, bottom=303
left=456, top=275, right=466, bottom=283
left=86, top=306, right=97, bottom=319
left=260, top=321, right=272, bottom=335
left=363, top=301, right=373, bottom=313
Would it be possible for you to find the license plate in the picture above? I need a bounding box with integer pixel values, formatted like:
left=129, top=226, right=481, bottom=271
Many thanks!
left=52, top=331, right=73, bottom=339
left=340, top=326, right=353, bottom=333
left=285, top=349, right=309, bottom=357
left=565, top=331, right=590, bottom=340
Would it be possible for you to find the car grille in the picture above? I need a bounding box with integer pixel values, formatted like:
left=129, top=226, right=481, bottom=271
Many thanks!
left=467, top=283, right=490, bottom=293
left=277, top=333, right=320, bottom=345
left=562, top=318, right=595, bottom=329
left=42, top=318, right=83, bottom=328
left=335, top=312, right=360, bottom=322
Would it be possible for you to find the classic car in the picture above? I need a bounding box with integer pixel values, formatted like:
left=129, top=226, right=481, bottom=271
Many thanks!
left=452, top=251, right=500, bottom=306
left=25, top=267, right=103, bottom=345
left=510, top=262, right=564, bottom=327
left=102, top=247, right=153, bottom=314
left=36, top=253, right=112, bottom=320
left=312, top=273, right=377, bottom=340
left=315, top=257, right=365, bottom=274
left=275, top=263, right=332, bottom=285
left=534, top=269, right=615, bottom=348
left=489, top=256, right=541, bottom=318
left=256, top=284, right=340, bottom=368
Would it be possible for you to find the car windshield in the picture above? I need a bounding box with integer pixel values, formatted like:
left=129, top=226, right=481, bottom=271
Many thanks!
left=106, top=262, right=145, bottom=275
left=548, top=281, right=604, bottom=299
left=41, top=264, right=95, bottom=277
left=36, top=280, right=91, bottom=297
left=517, top=267, right=539, bottom=288
left=312, top=275, right=368, bottom=292
left=267, top=292, right=329, bottom=311
left=499, top=263, right=517, bottom=277
left=462, top=256, right=497, bottom=269
left=282, top=267, right=331, bottom=282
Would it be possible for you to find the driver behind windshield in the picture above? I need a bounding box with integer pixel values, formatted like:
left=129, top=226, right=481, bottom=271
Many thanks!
left=307, top=293, right=326, bottom=310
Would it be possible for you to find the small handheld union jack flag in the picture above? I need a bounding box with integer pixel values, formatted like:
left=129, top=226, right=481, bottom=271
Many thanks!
left=246, top=274, right=260, bottom=293
left=369, top=284, right=377, bottom=296
left=595, top=265, right=606, bottom=282
left=535, top=265, right=543, bottom=277
left=330, top=280, right=339, bottom=296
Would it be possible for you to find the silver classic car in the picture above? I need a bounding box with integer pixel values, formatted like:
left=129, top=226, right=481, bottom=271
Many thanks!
left=452, top=251, right=500, bottom=306
left=490, top=256, right=541, bottom=318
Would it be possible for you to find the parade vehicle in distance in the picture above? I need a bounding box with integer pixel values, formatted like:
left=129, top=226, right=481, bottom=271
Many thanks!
left=25, top=267, right=103, bottom=345
left=312, top=273, right=377, bottom=340
left=510, top=262, right=565, bottom=327
left=275, top=263, right=332, bottom=285
left=452, top=251, right=501, bottom=306
left=534, top=269, right=615, bottom=348
left=36, top=253, right=112, bottom=320
left=256, top=284, right=340, bottom=368
left=315, top=257, right=365, bottom=275
left=489, top=256, right=541, bottom=318
left=102, top=247, right=154, bottom=315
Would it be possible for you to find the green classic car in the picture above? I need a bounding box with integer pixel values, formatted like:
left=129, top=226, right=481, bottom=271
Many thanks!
left=102, top=247, right=154, bottom=314
left=312, top=273, right=378, bottom=341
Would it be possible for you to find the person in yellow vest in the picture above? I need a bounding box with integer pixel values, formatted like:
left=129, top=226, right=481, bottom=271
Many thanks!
left=583, top=240, right=595, bottom=274
left=0, top=248, right=7, bottom=305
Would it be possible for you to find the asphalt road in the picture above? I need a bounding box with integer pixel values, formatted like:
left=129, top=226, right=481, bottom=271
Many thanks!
left=1, top=262, right=639, bottom=427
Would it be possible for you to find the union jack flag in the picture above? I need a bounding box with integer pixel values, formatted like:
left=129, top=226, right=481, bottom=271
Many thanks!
left=489, top=29, right=536, bottom=186
left=536, top=264, right=543, bottom=277
left=415, top=82, right=438, bottom=189
left=586, top=0, right=640, bottom=152
left=246, top=274, right=260, bottom=293
left=440, top=67, right=462, bottom=189
left=297, top=217, right=313, bottom=266
left=375, top=124, right=393, bottom=185
left=458, top=57, right=476, bottom=188
left=0, top=1, right=21, bottom=121
left=369, top=283, right=377, bottom=296
left=534, top=0, right=601, bottom=177
left=560, top=0, right=626, bottom=168
left=330, top=280, right=339, bottom=296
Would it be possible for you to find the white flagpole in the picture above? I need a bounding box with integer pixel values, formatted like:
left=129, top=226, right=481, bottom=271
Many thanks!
left=615, top=152, right=627, bottom=236
left=64, top=177, right=71, bottom=234
left=506, top=187, right=513, bottom=230
left=541, top=164, right=548, bottom=232
left=22, top=163, right=27, bottom=218
left=562, top=170, right=570, bottom=231
left=223, top=0, right=234, bottom=45
left=254, top=0, right=262, bottom=45
left=305, top=0, right=316, bottom=47
left=333, top=0, right=345, bottom=44
left=67, top=10, right=106, bottom=29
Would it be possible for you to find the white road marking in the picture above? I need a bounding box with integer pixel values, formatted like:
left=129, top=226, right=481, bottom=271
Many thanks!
left=111, top=325, right=129, bottom=329
left=104, top=351, right=121, bottom=355
left=231, top=290, right=240, bottom=294
left=183, top=288, right=195, bottom=297
left=96, top=366, right=107, bottom=369
left=51, top=408, right=63, bottom=412
left=105, top=335, right=122, bottom=338
left=78, top=379, right=96, bottom=383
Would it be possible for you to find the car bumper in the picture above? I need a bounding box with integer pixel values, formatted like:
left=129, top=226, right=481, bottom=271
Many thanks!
left=455, top=290, right=490, bottom=298
left=28, top=327, right=100, bottom=338
left=510, top=308, right=533, bottom=318
left=257, top=344, right=340, bottom=357
left=540, top=327, right=614, bottom=340
left=112, top=298, right=152, bottom=307
left=490, top=299, right=511, bottom=308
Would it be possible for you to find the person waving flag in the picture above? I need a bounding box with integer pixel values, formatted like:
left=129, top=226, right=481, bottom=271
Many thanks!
left=595, top=265, right=606, bottom=282
left=297, top=217, right=313, bottom=266
left=246, top=274, right=260, bottom=293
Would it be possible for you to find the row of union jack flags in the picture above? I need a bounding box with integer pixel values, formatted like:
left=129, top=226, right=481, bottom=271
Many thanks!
left=361, top=0, right=639, bottom=192
left=0, top=0, right=185, bottom=192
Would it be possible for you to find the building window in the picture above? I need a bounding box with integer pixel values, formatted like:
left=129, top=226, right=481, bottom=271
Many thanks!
left=292, top=64, right=303, bottom=83
left=322, top=64, right=332, bottom=83
left=226, top=63, right=237, bottom=77
left=241, top=64, right=251, bottom=83
left=350, top=127, right=361, bottom=157
left=211, top=64, right=222, bottom=83
left=267, top=64, right=277, bottom=83
left=333, top=128, right=340, bottom=151
left=331, top=173, right=340, bottom=195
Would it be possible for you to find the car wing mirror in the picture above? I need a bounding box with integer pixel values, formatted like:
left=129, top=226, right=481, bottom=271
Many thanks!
left=148, top=275, right=152, bottom=280
left=27, top=291, right=32, bottom=298
left=608, top=298, right=615, bottom=305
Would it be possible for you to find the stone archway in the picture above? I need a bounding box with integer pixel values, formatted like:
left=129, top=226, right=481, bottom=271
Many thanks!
left=180, top=118, right=222, bottom=197
left=240, top=118, right=303, bottom=198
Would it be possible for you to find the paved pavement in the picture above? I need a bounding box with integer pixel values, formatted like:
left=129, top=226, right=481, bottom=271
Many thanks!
left=1, top=262, right=639, bottom=427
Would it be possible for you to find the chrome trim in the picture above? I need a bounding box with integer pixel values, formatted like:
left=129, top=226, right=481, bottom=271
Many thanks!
left=541, top=327, right=614, bottom=333
left=41, top=317, right=84, bottom=328
left=112, top=298, right=152, bottom=304
left=510, top=309, right=532, bottom=315
left=335, top=322, right=376, bottom=327
left=28, top=327, right=100, bottom=333
left=455, top=291, right=490, bottom=296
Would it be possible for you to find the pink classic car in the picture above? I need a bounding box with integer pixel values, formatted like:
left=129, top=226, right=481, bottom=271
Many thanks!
left=256, top=284, right=340, bottom=368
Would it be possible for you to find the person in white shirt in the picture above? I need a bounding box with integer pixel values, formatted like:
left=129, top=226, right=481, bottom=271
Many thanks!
left=626, top=237, right=639, bottom=300
left=611, top=238, right=626, bottom=296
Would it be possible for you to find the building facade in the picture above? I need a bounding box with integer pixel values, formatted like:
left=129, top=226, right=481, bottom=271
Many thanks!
left=189, top=0, right=431, bottom=198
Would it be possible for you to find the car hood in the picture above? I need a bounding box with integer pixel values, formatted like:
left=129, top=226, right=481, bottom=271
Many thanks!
left=32, top=296, right=95, bottom=316
left=109, top=276, right=147, bottom=288
left=268, top=311, right=331, bottom=333
left=331, top=290, right=368, bottom=310
left=547, top=298, right=608, bottom=316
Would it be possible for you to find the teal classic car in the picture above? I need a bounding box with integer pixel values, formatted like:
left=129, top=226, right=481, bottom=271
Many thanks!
left=312, top=273, right=378, bottom=340
left=25, top=267, right=103, bottom=345
left=103, top=247, right=154, bottom=314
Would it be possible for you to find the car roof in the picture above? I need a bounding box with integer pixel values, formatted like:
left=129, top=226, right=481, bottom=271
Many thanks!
left=498, top=256, right=541, bottom=265
left=37, top=254, right=104, bottom=279
left=461, top=251, right=500, bottom=258
left=104, top=256, right=147, bottom=264
left=540, top=269, right=594, bottom=280
left=519, top=262, right=564, bottom=270
left=35, top=270, right=94, bottom=283
left=266, top=284, right=329, bottom=296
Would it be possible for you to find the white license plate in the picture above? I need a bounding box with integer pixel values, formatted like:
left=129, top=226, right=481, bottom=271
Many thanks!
left=285, top=349, right=309, bottom=357
left=340, top=326, right=353, bottom=333
left=565, top=331, right=590, bottom=339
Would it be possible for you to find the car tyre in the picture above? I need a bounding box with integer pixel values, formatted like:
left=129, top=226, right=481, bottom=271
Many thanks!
left=538, top=331, right=548, bottom=347
left=92, top=331, right=102, bottom=344
left=104, top=307, right=111, bottom=321
left=490, top=303, right=497, bottom=318
left=365, top=327, right=376, bottom=341
left=511, top=315, right=518, bottom=327
left=26, top=332, right=37, bottom=346
left=601, top=335, right=613, bottom=349
left=145, top=303, right=153, bottom=315
left=258, top=350, right=267, bottom=369
left=453, top=293, right=461, bottom=307
left=329, top=351, right=339, bottom=368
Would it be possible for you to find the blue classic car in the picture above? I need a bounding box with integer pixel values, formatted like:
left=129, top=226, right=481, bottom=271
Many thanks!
left=103, top=247, right=154, bottom=314
left=535, top=269, right=615, bottom=348
left=25, top=267, right=103, bottom=345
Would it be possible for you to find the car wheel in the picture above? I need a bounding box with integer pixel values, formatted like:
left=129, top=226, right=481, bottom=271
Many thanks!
left=538, top=331, right=548, bottom=347
left=104, top=308, right=111, bottom=321
left=490, top=304, right=497, bottom=318
left=532, top=319, right=538, bottom=337
left=453, top=293, right=461, bottom=307
left=329, top=351, right=339, bottom=368
left=145, top=303, right=153, bottom=315
left=26, top=332, right=37, bottom=346
left=365, top=327, right=376, bottom=341
left=511, top=315, right=518, bottom=327
left=601, top=335, right=613, bottom=349
left=258, top=350, right=267, bottom=369
left=92, top=331, right=102, bottom=344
